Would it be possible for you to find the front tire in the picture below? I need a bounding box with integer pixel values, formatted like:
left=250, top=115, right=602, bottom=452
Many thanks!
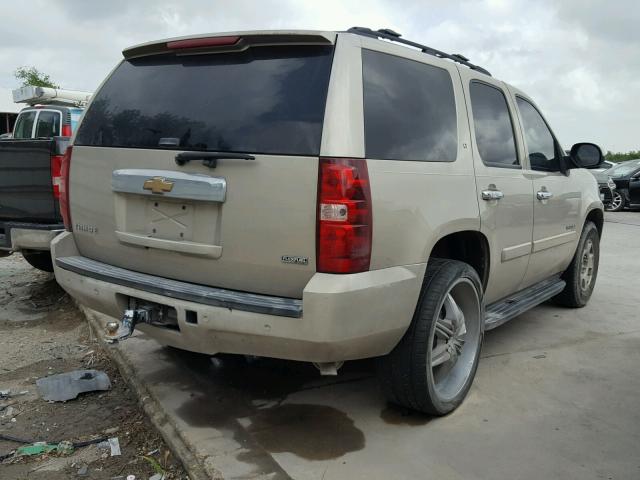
left=554, top=221, right=600, bottom=307
left=22, top=250, right=54, bottom=272
left=378, top=258, right=483, bottom=415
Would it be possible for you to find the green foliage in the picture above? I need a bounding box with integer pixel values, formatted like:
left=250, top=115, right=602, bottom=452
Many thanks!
left=604, top=151, right=640, bottom=163
left=14, top=66, right=59, bottom=88
left=142, top=455, right=165, bottom=475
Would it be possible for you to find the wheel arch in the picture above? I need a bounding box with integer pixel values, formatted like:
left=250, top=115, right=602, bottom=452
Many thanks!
left=583, top=206, right=604, bottom=238
left=428, top=230, right=490, bottom=290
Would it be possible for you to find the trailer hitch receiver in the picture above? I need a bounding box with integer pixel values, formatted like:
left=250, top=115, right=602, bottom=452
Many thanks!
left=105, top=308, right=150, bottom=343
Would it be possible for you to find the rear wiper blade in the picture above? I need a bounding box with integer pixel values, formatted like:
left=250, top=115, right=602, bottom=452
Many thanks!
left=175, top=151, right=255, bottom=168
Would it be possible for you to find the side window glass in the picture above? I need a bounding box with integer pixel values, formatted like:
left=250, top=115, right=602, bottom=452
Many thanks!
left=516, top=97, right=560, bottom=172
left=13, top=111, right=37, bottom=139
left=469, top=82, right=518, bottom=168
left=362, top=49, right=458, bottom=162
left=35, top=111, right=60, bottom=138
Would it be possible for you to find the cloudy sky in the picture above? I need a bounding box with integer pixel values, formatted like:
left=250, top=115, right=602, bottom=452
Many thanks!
left=0, top=0, right=637, bottom=152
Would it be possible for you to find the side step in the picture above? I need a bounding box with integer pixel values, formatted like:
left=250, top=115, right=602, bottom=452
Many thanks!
left=485, top=276, right=566, bottom=331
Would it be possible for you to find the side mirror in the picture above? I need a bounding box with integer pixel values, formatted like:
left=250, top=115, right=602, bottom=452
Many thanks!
left=569, top=143, right=604, bottom=169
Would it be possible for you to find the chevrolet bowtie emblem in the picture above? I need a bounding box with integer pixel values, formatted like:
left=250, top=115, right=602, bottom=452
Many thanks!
left=143, top=177, right=174, bottom=194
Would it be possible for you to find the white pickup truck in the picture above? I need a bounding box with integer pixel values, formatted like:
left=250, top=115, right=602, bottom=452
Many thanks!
left=0, top=86, right=90, bottom=270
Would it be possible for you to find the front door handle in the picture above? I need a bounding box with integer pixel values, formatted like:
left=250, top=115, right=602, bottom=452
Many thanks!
left=482, top=190, right=504, bottom=201
left=537, top=190, right=553, bottom=201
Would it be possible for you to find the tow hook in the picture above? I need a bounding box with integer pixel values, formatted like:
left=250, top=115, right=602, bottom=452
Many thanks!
left=105, top=309, right=150, bottom=343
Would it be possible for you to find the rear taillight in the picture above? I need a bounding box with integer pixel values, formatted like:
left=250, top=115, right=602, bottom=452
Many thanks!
left=59, top=146, right=72, bottom=230
left=50, top=154, right=63, bottom=199
left=61, top=124, right=72, bottom=137
left=317, top=158, right=372, bottom=274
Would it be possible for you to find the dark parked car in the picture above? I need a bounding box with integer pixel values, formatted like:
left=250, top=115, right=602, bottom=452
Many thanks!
left=606, top=159, right=640, bottom=211
left=591, top=169, right=617, bottom=210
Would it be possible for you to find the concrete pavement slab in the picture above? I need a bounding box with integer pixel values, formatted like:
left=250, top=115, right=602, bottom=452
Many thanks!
left=84, top=212, right=640, bottom=479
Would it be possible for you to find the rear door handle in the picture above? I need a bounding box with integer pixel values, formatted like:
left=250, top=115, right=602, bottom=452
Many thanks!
left=537, top=191, right=553, bottom=201
left=482, top=190, right=504, bottom=201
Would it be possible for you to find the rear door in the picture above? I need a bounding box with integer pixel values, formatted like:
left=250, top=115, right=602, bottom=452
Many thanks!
left=71, top=34, right=336, bottom=298
left=458, top=68, right=534, bottom=304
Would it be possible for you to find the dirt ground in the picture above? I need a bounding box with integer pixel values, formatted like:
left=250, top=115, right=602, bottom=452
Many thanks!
left=0, top=253, right=188, bottom=480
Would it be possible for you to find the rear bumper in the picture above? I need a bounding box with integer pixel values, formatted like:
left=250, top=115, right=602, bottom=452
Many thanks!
left=0, top=221, right=64, bottom=252
left=52, top=232, right=424, bottom=362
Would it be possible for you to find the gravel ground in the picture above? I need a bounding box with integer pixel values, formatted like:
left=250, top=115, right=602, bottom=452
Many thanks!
left=0, top=253, right=188, bottom=480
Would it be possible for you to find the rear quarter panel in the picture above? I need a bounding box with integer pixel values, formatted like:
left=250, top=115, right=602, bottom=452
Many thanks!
left=332, top=34, right=480, bottom=270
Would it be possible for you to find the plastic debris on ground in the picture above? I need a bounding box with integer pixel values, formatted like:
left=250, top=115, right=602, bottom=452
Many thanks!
left=108, top=437, right=121, bottom=456
left=0, top=389, right=28, bottom=400
left=36, top=369, right=111, bottom=402
left=0, top=433, right=107, bottom=463
left=1, top=406, right=15, bottom=418
left=97, top=437, right=120, bottom=456
left=15, top=440, right=75, bottom=457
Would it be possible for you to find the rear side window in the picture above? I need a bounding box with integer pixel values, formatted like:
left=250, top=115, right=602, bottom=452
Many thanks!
left=75, top=46, right=334, bottom=156
left=35, top=111, right=61, bottom=138
left=469, top=82, right=518, bottom=168
left=516, top=97, right=561, bottom=172
left=13, top=111, right=36, bottom=139
left=362, top=49, right=457, bottom=162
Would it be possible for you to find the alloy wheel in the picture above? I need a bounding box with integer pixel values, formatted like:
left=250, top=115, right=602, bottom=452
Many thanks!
left=429, top=278, right=481, bottom=402
left=580, top=239, right=595, bottom=292
left=608, top=191, right=623, bottom=211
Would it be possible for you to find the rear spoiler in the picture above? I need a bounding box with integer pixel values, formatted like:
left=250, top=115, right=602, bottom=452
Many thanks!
left=123, top=31, right=336, bottom=60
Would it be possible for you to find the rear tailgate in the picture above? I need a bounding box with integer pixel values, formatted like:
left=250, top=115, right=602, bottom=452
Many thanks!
left=0, top=139, right=61, bottom=223
left=70, top=34, right=336, bottom=298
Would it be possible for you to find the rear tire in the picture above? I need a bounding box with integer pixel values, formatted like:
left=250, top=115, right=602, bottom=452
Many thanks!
left=22, top=250, right=54, bottom=272
left=554, top=221, right=600, bottom=307
left=377, top=258, right=483, bottom=415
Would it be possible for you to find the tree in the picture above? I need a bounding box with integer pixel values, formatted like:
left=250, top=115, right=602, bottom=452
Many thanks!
left=14, top=66, right=59, bottom=88
left=604, top=150, right=640, bottom=163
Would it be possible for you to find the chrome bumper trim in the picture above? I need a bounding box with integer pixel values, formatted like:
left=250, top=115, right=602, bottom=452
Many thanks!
left=56, top=255, right=302, bottom=318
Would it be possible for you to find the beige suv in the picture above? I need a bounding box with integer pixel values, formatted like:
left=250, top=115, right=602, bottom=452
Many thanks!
left=52, top=27, right=605, bottom=414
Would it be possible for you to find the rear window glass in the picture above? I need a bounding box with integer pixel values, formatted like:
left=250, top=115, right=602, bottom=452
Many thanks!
left=35, top=111, right=61, bottom=138
left=13, top=111, right=36, bottom=139
left=75, top=46, right=334, bottom=155
left=362, top=49, right=457, bottom=162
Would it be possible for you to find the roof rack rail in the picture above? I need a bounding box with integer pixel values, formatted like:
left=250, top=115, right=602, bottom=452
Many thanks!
left=347, top=26, right=491, bottom=77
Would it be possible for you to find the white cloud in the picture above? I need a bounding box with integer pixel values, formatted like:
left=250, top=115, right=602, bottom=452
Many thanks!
left=0, top=0, right=637, bottom=151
